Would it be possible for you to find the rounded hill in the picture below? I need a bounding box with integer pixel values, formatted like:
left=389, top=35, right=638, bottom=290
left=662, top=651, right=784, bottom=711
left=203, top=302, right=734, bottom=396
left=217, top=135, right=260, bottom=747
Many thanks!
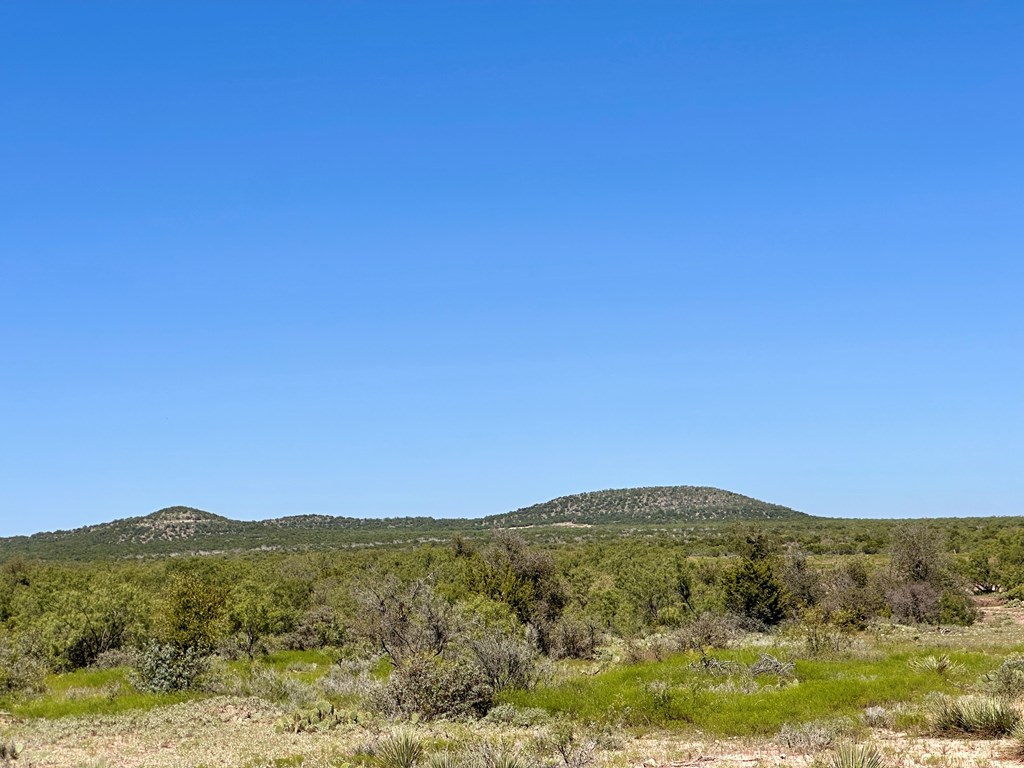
left=485, top=486, right=808, bottom=526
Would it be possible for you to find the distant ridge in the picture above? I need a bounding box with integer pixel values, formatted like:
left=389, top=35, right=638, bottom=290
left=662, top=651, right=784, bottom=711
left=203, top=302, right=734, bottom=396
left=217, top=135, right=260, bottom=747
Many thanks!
left=0, top=486, right=808, bottom=559
left=486, top=486, right=807, bottom=526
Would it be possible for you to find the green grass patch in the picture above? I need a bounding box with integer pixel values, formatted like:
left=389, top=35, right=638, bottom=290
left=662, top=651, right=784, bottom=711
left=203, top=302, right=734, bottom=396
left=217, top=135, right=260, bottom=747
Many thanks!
left=260, top=649, right=337, bottom=671
left=2, top=666, right=201, bottom=719
left=228, top=649, right=337, bottom=684
left=504, top=648, right=996, bottom=736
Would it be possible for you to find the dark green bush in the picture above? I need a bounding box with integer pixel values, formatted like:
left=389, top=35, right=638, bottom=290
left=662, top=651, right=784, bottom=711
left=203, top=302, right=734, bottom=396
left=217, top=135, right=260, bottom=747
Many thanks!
left=937, top=590, right=978, bottom=626
left=721, top=558, right=787, bottom=627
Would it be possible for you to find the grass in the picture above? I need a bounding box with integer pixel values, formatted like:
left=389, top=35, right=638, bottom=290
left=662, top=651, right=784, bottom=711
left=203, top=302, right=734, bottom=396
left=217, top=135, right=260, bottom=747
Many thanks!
left=504, top=648, right=995, bottom=736
left=3, top=667, right=199, bottom=719
left=2, top=651, right=340, bottom=720
left=228, top=649, right=338, bottom=684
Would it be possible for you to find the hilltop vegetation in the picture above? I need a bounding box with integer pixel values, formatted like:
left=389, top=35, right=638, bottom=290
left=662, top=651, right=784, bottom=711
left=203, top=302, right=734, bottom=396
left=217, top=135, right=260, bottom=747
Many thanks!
left=0, top=486, right=806, bottom=560
left=485, top=485, right=808, bottom=526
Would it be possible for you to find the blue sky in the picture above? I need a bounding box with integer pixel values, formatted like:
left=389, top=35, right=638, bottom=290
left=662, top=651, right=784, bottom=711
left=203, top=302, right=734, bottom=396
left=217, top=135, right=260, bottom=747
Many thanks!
left=2, top=2, right=1022, bottom=535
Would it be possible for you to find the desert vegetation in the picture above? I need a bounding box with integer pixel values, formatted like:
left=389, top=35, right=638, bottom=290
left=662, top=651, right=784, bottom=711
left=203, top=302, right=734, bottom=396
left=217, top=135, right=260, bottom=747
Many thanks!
left=3, top=509, right=1024, bottom=767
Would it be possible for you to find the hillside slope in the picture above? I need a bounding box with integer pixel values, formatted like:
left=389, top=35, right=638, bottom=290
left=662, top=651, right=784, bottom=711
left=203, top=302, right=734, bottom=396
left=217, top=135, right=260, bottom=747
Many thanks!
left=0, top=486, right=807, bottom=559
left=484, top=486, right=807, bottom=526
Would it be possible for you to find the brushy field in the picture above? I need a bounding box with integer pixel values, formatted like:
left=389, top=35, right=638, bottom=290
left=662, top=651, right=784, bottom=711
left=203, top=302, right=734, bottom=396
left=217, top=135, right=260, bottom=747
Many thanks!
left=5, top=521, right=1024, bottom=768
left=5, top=608, right=1024, bottom=768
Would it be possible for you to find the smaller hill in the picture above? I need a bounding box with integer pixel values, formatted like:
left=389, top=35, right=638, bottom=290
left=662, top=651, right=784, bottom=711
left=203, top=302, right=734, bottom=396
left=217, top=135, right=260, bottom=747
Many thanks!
left=143, top=505, right=228, bottom=522
left=81, top=505, right=235, bottom=545
left=485, top=486, right=807, bottom=527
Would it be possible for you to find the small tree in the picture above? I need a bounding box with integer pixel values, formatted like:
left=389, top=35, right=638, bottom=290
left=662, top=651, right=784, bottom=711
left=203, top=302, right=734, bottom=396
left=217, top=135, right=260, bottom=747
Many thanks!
left=353, top=577, right=457, bottom=665
left=228, top=581, right=296, bottom=659
left=885, top=522, right=976, bottom=625
left=721, top=557, right=787, bottom=627
left=157, top=571, right=228, bottom=653
left=889, top=522, right=948, bottom=586
left=780, top=542, right=822, bottom=611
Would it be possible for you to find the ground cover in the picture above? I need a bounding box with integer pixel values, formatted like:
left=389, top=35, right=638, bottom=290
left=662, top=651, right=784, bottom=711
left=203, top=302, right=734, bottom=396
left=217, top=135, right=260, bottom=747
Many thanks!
left=5, top=608, right=1024, bottom=768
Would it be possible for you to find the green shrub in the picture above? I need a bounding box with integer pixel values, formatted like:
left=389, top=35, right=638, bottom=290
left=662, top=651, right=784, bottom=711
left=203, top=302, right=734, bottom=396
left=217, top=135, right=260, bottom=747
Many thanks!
left=131, top=642, right=208, bottom=693
left=929, top=694, right=1020, bottom=736
left=157, top=571, right=229, bottom=653
left=721, top=558, right=787, bottom=627
left=0, top=636, right=46, bottom=696
left=984, top=656, right=1024, bottom=699
left=376, top=653, right=492, bottom=719
left=937, top=590, right=978, bottom=626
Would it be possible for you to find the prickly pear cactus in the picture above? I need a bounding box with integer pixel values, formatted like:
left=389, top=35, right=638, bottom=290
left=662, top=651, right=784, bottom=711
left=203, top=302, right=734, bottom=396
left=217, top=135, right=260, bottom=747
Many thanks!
left=0, top=740, right=25, bottom=763
left=276, top=703, right=368, bottom=733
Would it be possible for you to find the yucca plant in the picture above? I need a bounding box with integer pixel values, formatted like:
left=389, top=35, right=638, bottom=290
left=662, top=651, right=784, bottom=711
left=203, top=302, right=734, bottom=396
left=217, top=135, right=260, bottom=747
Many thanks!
left=826, top=743, right=888, bottom=768
left=425, top=752, right=463, bottom=768
left=375, top=729, right=424, bottom=768
left=930, top=694, right=1020, bottom=736
left=909, top=654, right=963, bottom=676
left=471, top=744, right=528, bottom=768
left=484, top=755, right=527, bottom=768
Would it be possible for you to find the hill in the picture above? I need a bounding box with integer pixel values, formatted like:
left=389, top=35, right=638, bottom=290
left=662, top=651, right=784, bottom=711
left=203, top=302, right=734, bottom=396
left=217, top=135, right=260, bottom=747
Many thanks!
left=0, top=486, right=808, bottom=559
left=484, top=486, right=807, bottom=526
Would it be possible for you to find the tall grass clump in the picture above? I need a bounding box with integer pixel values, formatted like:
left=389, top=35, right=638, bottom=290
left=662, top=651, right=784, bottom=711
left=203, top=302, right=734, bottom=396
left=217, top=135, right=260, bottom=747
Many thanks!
left=1007, top=720, right=1024, bottom=760
left=929, top=694, right=1020, bottom=736
left=825, top=743, right=888, bottom=768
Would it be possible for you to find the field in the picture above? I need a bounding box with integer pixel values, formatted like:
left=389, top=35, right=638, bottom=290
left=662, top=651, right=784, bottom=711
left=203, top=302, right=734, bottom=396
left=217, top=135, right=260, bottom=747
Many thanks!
left=6, top=609, right=1024, bottom=767
left=3, top=509, right=1024, bottom=767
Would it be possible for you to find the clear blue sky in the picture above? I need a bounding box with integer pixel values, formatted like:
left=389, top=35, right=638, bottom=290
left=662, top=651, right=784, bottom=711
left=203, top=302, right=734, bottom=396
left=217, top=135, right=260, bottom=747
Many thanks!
left=2, top=3, right=1022, bottom=535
